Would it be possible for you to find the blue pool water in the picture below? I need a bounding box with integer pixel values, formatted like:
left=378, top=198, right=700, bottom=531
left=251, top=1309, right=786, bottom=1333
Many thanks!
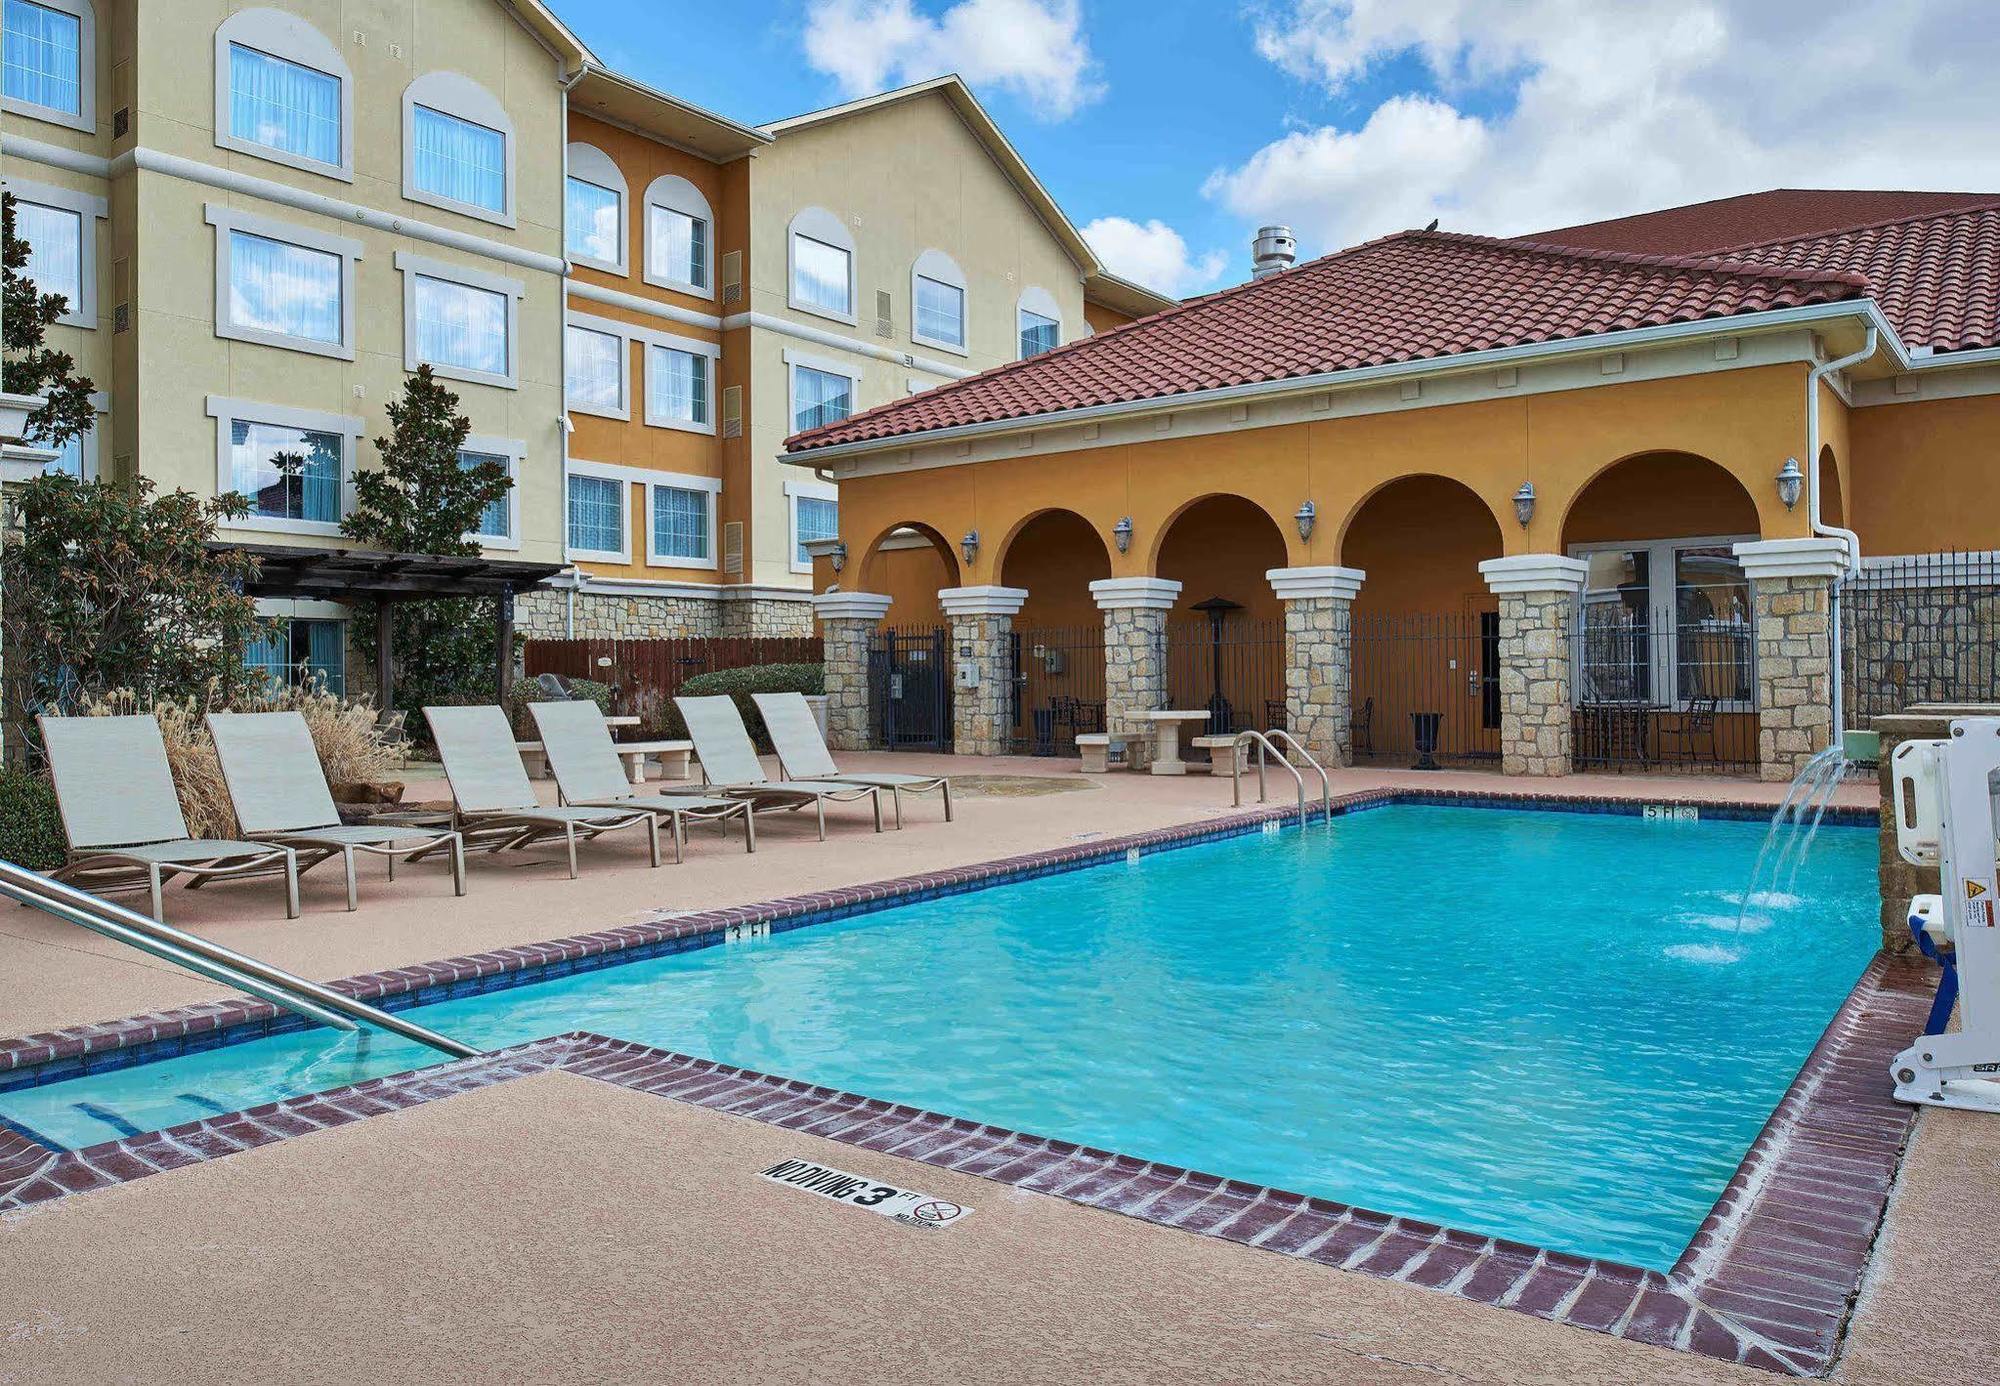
left=0, top=805, right=1877, bottom=1270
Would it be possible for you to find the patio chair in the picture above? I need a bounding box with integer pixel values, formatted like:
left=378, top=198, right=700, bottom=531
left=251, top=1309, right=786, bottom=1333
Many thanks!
left=207, top=711, right=465, bottom=911
left=673, top=695, right=886, bottom=839
left=753, top=691, right=953, bottom=828
left=37, top=714, right=300, bottom=922
left=1657, top=695, right=1721, bottom=764
left=422, top=705, right=661, bottom=877
left=528, top=699, right=756, bottom=862
left=1350, top=696, right=1374, bottom=755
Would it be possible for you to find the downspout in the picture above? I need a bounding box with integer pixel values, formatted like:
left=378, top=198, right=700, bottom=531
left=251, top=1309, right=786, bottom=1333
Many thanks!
left=1807, top=325, right=1876, bottom=741
left=556, top=62, right=587, bottom=644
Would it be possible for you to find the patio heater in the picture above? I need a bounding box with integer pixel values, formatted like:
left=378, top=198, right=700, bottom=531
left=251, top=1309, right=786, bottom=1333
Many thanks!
left=1190, top=596, right=1242, bottom=732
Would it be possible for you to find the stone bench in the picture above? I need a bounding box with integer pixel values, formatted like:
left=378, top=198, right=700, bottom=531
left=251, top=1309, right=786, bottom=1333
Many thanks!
left=1074, top=732, right=1154, bottom=774
left=516, top=739, right=693, bottom=785
left=1189, top=733, right=1243, bottom=774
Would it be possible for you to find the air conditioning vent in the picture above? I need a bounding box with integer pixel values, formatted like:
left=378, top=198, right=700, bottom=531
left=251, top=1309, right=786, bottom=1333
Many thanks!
left=721, top=385, right=742, bottom=439
left=722, top=521, right=744, bottom=576
left=113, top=107, right=129, bottom=138
left=721, top=250, right=742, bottom=305
left=874, top=289, right=892, bottom=338
left=114, top=303, right=130, bottom=333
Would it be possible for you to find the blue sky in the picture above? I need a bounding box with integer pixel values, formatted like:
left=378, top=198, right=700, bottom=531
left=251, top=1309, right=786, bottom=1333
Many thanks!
left=550, top=1, right=2000, bottom=299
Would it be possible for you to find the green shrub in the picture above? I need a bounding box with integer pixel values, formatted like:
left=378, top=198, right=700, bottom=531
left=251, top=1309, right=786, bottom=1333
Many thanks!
left=659, top=663, right=824, bottom=747
left=0, top=770, right=66, bottom=870
left=505, top=676, right=615, bottom=737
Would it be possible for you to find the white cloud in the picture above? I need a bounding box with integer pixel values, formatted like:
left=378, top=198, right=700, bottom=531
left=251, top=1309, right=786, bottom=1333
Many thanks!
left=1081, top=216, right=1228, bottom=298
left=1214, top=1, right=2000, bottom=253
left=802, top=0, right=1103, bottom=121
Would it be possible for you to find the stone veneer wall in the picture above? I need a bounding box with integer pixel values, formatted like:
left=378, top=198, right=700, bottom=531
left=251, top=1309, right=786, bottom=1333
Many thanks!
left=1282, top=595, right=1354, bottom=766
left=818, top=617, right=875, bottom=751
left=1496, top=589, right=1575, bottom=776
left=720, top=597, right=815, bottom=639
left=948, top=613, right=1013, bottom=755
left=514, top=589, right=720, bottom=640
left=1103, top=607, right=1168, bottom=766
left=1752, top=574, right=1835, bottom=783
left=1843, top=574, right=2000, bottom=723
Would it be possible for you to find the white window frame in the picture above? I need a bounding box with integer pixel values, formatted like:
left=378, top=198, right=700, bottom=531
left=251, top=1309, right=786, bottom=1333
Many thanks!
left=563, top=458, right=639, bottom=564
left=909, top=248, right=967, bottom=357
left=643, top=471, right=722, bottom=572
left=1567, top=531, right=1759, bottom=713
left=643, top=335, right=719, bottom=437
left=641, top=174, right=714, bottom=300
left=401, top=70, right=516, bottom=228
left=459, top=432, right=523, bottom=551
left=564, top=321, right=630, bottom=421
left=1017, top=285, right=1063, bottom=360
left=785, top=477, right=839, bottom=576
left=395, top=250, right=523, bottom=389
left=786, top=206, right=856, bottom=326
left=783, top=346, right=858, bottom=439
left=206, top=394, right=363, bottom=538
left=3, top=176, right=106, bottom=327
left=212, top=8, right=352, bottom=181
left=205, top=203, right=361, bottom=361
left=565, top=142, right=627, bottom=275
left=2, top=0, right=94, bottom=133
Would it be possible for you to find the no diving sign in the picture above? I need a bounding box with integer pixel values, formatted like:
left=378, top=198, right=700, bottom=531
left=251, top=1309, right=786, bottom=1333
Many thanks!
left=759, top=1158, right=972, bottom=1230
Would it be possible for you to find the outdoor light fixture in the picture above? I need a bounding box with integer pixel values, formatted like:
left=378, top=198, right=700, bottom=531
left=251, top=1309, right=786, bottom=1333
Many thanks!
left=1776, top=456, right=1804, bottom=510
left=1113, top=516, right=1133, bottom=554
left=1512, top=481, right=1536, bottom=528
left=960, top=529, right=980, bottom=565
left=828, top=540, right=847, bottom=573
left=1294, top=499, right=1316, bottom=541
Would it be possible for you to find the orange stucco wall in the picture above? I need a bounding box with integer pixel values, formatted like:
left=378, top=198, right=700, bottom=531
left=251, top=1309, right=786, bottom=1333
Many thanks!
left=873, top=540, right=953, bottom=628
left=1082, top=299, right=1138, bottom=335
left=1848, top=392, right=2000, bottom=553
left=1000, top=510, right=1112, bottom=629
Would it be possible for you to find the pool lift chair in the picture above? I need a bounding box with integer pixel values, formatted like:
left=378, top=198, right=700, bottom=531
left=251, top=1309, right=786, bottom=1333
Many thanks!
left=1889, top=716, right=2000, bottom=1112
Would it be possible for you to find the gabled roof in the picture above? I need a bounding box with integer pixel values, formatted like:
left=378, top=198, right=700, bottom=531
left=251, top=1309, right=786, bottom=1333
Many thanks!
left=1532, top=189, right=2000, bottom=257
left=505, top=0, right=596, bottom=68
left=786, top=229, right=1869, bottom=454
left=1084, top=269, right=1176, bottom=320
left=569, top=65, right=771, bottom=161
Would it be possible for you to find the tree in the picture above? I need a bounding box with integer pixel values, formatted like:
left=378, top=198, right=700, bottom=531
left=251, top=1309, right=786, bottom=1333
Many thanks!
left=343, top=365, right=514, bottom=718
left=2, top=192, right=94, bottom=451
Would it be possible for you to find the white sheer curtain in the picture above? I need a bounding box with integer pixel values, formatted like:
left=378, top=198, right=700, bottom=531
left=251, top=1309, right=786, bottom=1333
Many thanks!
left=228, top=43, right=341, bottom=165
left=647, top=346, right=706, bottom=424
left=916, top=276, right=964, bottom=346
left=15, top=200, right=80, bottom=306
left=567, top=474, right=623, bottom=554
left=413, top=105, right=506, bottom=213
left=566, top=177, right=620, bottom=263
left=646, top=205, right=707, bottom=287
left=792, top=235, right=850, bottom=314
left=2, top=0, right=81, bottom=115
left=414, top=274, right=507, bottom=375
left=651, top=486, right=708, bottom=561
left=565, top=326, right=623, bottom=411
left=229, top=231, right=342, bottom=343
left=792, top=366, right=852, bottom=432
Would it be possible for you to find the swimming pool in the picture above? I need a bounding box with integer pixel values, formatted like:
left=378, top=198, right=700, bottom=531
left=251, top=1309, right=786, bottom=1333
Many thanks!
left=0, top=802, right=1877, bottom=1271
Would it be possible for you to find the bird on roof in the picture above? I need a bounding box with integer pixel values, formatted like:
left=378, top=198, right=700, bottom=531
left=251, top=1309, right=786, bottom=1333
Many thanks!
left=1424, top=218, right=1440, bottom=231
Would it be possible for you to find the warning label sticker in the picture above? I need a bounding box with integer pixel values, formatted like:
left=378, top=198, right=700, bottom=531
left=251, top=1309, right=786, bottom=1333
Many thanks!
left=758, top=1159, right=973, bottom=1230
left=1968, top=879, right=1989, bottom=900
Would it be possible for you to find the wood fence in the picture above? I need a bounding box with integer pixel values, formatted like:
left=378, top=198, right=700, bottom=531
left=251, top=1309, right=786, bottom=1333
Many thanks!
left=524, top=636, right=822, bottom=714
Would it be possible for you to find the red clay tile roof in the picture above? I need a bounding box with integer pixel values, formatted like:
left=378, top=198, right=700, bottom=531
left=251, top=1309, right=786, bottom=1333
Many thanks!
left=1531, top=189, right=2000, bottom=257
left=787, top=229, right=1869, bottom=453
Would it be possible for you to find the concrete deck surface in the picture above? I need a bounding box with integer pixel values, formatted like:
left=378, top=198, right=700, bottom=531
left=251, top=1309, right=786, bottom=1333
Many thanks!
left=0, top=1069, right=1775, bottom=1386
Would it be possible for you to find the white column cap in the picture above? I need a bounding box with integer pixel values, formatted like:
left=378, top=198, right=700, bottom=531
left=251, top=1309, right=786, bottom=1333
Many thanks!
left=1089, top=576, right=1183, bottom=611
left=937, top=585, right=1030, bottom=618
left=813, top=591, right=893, bottom=622
left=1478, top=554, right=1589, bottom=595
left=1731, top=537, right=1850, bottom=581
left=1266, top=565, right=1365, bottom=601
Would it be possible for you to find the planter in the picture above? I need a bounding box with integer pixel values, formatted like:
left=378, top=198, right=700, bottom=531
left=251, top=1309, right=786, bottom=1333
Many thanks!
left=0, top=392, right=48, bottom=445
left=805, top=694, right=831, bottom=742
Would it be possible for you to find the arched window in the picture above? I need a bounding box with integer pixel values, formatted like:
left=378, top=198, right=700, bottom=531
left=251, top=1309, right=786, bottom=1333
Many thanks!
left=566, top=142, right=627, bottom=273
left=1017, top=285, right=1062, bottom=359
left=910, top=249, right=967, bottom=355
left=213, top=7, right=347, bottom=177
left=642, top=174, right=713, bottom=297
left=787, top=206, right=855, bottom=324
left=402, top=71, right=515, bottom=227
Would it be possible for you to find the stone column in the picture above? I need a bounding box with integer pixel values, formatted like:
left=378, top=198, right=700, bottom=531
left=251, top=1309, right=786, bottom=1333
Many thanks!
left=1735, top=538, right=1846, bottom=783
left=812, top=592, right=892, bottom=752
left=937, top=585, right=1029, bottom=757
left=1478, top=555, right=1589, bottom=777
left=1090, top=577, right=1181, bottom=769
left=1267, top=566, right=1365, bottom=766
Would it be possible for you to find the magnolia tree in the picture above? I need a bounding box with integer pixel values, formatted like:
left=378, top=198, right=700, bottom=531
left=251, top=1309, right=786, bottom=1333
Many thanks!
left=2, top=192, right=93, bottom=451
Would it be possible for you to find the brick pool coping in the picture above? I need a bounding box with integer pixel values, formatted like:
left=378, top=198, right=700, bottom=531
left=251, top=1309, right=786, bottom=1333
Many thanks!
left=0, top=787, right=1911, bottom=1376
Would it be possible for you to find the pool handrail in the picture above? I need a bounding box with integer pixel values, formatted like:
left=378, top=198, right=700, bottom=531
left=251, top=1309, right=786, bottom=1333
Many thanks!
left=0, top=860, right=478, bottom=1059
left=1262, top=728, right=1333, bottom=822
left=1229, top=730, right=1326, bottom=826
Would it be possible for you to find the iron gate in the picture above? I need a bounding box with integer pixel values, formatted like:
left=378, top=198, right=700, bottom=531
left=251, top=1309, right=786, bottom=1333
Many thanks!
left=1009, top=625, right=1106, bottom=756
left=1348, top=610, right=1502, bottom=766
left=1843, top=550, right=2000, bottom=722
left=868, top=625, right=952, bottom=751
left=1164, top=616, right=1286, bottom=734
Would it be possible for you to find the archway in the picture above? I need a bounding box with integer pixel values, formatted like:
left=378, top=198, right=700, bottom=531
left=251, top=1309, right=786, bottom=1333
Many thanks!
left=1340, top=476, right=1506, bottom=765
left=1154, top=495, right=1290, bottom=732
left=1559, top=452, right=1761, bottom=770
left=999, top=509, right=1113, bottom=755
left=1818, top=445, right=1845, bottom=529
left=999, top=509, right=1112, bottom=630
left=859, top=522, right=955, bottom=630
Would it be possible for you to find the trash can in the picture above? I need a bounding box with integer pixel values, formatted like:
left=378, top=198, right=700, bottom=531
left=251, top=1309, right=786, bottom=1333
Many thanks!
left=1410, top=712, right=1443, bottom=771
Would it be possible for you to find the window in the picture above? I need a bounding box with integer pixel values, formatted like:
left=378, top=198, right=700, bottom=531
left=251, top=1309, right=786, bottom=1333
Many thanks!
left=564, top=144, right=627, bottom=272
left=247, top=618, right=345, bottom=696
left=566, top=471, right=628, bottom=561
left=13, top=198, right=80, bottom=309
left=787, top=207, right=855, bottom=322
left=457, top=440, right=519, bottom=547
left=786, top=481, right=838, bottom=574
left=207, top=396, right=361, bottom=535
left=401, top=72, right=514, bottom=225
left=396, top=252, right=521, bottom=389
left=1020, top=309, right=1058, bottom=358
left=792, top=365, right=852, bottom=434
left=566, top=324, right=625, bottom=416
left=20, top=395, right=99, bottom=480
left=645, top=344, right=709, bottom=430
left=3, top=0, right=90, bottom=131
left=641, top=175, right=713, bottom=296
left=213, top=10, right=348, bottom=177
left=206, top=205, right=360, bottom=360
left=1572, top=537, right=1755, bottom=709
left=648, top=483, right=711, bottom=565
left=910, top=249, right=966, bottom=354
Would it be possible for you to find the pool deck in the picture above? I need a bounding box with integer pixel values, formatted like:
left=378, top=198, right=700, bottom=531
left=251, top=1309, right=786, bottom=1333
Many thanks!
left=4, top=754, right=1974, bottom=1384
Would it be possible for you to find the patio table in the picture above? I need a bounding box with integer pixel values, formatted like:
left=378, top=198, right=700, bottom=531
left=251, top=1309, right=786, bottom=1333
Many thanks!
left=1144, top=709, right=1210, bottom=776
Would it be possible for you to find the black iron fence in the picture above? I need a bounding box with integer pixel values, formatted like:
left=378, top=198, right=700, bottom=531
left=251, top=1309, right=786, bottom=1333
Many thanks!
left=1844, top=550, right=2000, bottom=723
left=1164, top=617, right=1286, bottom=735
left=1349, top=610, right=1501, bottom=766
left=1009, top=625, right=1106, bottom=756
left=1570, top=598, right=1757, bottom=771
left=868, top=624, right=952, bottom=752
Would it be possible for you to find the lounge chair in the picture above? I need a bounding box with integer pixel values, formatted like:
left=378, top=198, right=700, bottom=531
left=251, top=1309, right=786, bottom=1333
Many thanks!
left=673, top=695, right=885, bottom=839
left=37, top=713, right=300, bottom=922
left=422, top=705, right=661, bottom=877
left=753, top=692, right=952, bottom=828
left=527, top=700, right=756, bottom=861
left=207, top=711, right=466, bottom=911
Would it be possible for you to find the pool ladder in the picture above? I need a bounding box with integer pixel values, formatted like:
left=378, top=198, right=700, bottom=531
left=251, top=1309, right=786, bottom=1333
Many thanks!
left=0, top=860, right=476, bottom=1059
left=1228, top=730, right=1333, bottom=826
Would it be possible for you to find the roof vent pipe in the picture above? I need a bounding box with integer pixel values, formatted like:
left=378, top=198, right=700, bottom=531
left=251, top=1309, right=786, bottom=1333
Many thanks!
left=1252, top=225, right=1296, bottom=279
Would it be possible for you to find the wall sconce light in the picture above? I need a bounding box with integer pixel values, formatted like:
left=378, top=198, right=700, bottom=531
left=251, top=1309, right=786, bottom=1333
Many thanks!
left=1294, top=499, right=1316, bottom=541
left=828, top=540, right=847, bottom=573
left=1775, top=457, right=1804, bottom=511
left=1113, top=516, right=1133, bottom=554
left=960, top=529, right=980, bottom=565
left=1512, top=481, right=1536, bottom=528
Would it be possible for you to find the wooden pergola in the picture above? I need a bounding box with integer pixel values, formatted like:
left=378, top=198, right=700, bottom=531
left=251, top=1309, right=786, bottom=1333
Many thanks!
left=218, top=544, right=566, bottom=712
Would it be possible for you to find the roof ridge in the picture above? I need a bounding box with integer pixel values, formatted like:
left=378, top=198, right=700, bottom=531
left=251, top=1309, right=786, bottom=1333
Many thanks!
left=1449, top=228, right=1870, bottom=288
left=1702, top=194, right=2000, bottom=256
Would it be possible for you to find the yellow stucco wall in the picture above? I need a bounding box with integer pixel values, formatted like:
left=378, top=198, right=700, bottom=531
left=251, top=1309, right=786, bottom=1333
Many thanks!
left=1848, top=391, right=2000, bottom=553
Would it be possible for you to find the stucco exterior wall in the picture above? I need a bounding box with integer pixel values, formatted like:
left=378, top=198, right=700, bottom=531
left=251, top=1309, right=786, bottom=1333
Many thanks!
left=1849, top=391, right=2000, bottom=554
